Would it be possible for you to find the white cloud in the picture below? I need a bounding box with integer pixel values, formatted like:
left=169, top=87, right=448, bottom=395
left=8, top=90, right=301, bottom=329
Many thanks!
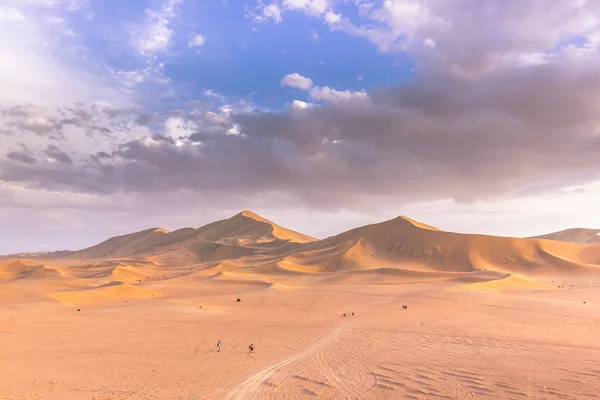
left=281, top=72, right=314, bottom=90
left=164, top=117, right=199, bottom=146
left=138, top=0, right=183, bottom=54
left=203, top=89, right=225, bottom=101
left=337, top=0, right=600, bottom=77
left=262, top=4, right=282, bottom=23
left=261, top=1, right=600, bottom=79
left=252, top=0, right=332, bottom=24
left=309, top=86, right=368, bottom=102
left=423, top=38, right=435, bottom=48
left=226, top=123, right=241, bottom=135
left=290, top=100, right=316, bottom=110
left=249, top=2, right=283, bottom=24
left=283, top=0, right=330, bottom=16
left=219, top=104, right=233, bottom=114
left=0, top=7, right=26, bottom=21
left=517, top=52, right=550, bottom=67
left=188, top=33, right=206, bottom=47
left=324, top=10, right=341, bottom=24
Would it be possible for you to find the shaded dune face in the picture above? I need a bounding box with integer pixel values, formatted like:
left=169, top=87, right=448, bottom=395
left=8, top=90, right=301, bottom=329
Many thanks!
left=2, top=211, right=600, bottom=305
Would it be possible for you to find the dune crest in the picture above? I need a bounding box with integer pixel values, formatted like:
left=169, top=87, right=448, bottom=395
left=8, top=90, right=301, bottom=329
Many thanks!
left=529, top=228, right=600, bottom=244
left=238, top=210, right=317, bottom=243
left=398, top=215, right=442, bottom=231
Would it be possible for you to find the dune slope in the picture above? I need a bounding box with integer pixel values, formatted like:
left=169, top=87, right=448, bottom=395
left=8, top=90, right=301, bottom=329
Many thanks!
left=529, top=228, right=600, bottom=244
left=277, top=216, right=600, bottom=278
left=64, top=210, right=317, bottom=262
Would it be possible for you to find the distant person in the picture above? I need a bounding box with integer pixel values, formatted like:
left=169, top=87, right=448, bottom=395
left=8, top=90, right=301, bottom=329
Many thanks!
left=352, top=312, right=354, bottom=316
left=217, top=341, right=221, bottom=352
left=249, top=344, right=254, bottom=353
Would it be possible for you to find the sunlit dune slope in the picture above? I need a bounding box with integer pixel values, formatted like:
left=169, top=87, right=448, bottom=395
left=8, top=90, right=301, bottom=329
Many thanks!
left=277, top=215, right=600, bottom=275
left=529, top=228, right=600, bottom=244
left=48, top=281, right=159, bottom=305
left=68, top=228, right=170, bottom=259
left=448, top=273, right=550, bottom=292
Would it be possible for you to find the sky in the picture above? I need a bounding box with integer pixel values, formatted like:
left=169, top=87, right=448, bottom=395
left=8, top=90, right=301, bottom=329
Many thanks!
left=2, top=0, right=600, bottom=254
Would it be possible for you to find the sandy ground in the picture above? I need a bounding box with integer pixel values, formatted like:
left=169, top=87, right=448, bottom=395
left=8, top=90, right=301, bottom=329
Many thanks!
left=2, top=277, right=600, bottom=400
left=2, top=212, right=600, bottom=399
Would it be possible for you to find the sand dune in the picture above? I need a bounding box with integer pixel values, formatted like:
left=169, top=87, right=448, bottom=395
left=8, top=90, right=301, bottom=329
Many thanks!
left=276, top=215, right=600, bottom=278
left=2, top=211, right=600, bottom=399
left=449, top=273, right=550, bottom=292
left=48, top=281, right=159, bottom=305
left=3, top=211, right=600, bottom=301
left=58, top=210, right=317, bottom=265
left=4, top=211, right=600, bottom=294
left=68, top=227, right=171, bottom=259
left=529, top=227, right=600, bottom=244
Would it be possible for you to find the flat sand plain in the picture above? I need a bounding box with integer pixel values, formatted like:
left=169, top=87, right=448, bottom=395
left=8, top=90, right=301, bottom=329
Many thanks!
left=1, top=272, right=599, bottom=399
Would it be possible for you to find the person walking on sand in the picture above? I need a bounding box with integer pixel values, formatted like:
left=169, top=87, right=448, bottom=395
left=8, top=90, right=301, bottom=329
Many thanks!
left=249, top=343, right=254, bottom=353
left=217, top=340, right=221, bottom=352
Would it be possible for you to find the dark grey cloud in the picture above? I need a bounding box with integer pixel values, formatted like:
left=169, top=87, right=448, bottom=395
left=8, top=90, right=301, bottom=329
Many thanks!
left=94, top=104, right=141, bottom=119
left=1, top=104, right=37, bottom=118
left=3, top=52, right=600, bottom=210
left=44, top=145, right=73, bottom=165
left=9, top=117, right=62, bottom=137
left=6, top=144, right=37, bottom=165
left=134, top=113, right=153, bottom=126
left=0, top=104, right=149, bottom=141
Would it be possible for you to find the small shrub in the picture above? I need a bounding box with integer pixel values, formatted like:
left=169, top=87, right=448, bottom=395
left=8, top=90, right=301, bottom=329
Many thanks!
left=77, top=309, right=81, bottom=312
left=237, top=298, right=241, bottom=302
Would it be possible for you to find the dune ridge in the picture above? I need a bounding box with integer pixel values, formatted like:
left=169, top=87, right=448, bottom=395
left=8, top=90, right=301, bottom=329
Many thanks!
left=2, top=211, right=600, bottom=301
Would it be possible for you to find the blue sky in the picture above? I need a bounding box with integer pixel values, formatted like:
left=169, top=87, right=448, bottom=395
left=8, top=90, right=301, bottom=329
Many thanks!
left=61, top=0, right=413, bottom=112
left=2, top=0, right=600, bottom=253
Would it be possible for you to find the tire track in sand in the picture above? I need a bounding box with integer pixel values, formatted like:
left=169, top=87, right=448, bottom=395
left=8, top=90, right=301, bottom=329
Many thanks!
left=224, top=326, right=345, bottom=400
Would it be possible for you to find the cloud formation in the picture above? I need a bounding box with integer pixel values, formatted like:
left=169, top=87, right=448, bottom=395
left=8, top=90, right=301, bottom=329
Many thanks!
left=188, top=34, right=206, bottom=47
left=3, top=0, right=600, bottom=253
left=3, top=43, right=600, bottom=211
left=281, top=73, right=314, bottom=90
left=137, top=0, right=183, bottom=54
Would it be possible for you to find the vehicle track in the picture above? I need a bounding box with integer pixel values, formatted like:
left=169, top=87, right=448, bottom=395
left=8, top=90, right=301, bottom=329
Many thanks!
left=224, top=325, right=345, bottom=400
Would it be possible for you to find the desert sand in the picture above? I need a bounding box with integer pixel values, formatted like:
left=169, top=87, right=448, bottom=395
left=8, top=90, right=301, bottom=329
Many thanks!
left=1, top=211, right=600, bottom=399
